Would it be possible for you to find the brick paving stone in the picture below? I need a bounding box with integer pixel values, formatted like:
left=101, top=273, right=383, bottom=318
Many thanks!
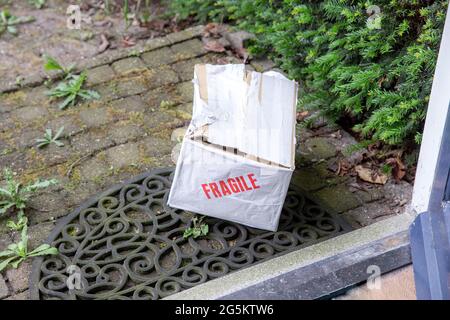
left=312, top=184, right=362, bottom=214
left=142, top=36, right=172, bottom=51
left=86, top=65, right=116, bottom=86
left=95, top=77, right=148, bottom=101
left=110, top=95, right=148, bottom=113
left=79, top=107, right=112, bottom=128
left=142, top=111, right=183, bottom=132
left=173, top=103, right=193, bottom=121
left=5, top=261, right=32, bottom=293
left=291, top=167, right=328, bottom=192
left=63, top=181, right=100, bottom=208
left=174, top=81, right=194, bottom=103
left=5, top=290, right=29, bottom=300
left=171, top=39, right=206, bottom=61
left=172, top=58, right=201, bottom=82
left=79, top=157, right=110, bottom=181
left=14, top=106, right=49, bottom=122
left=341, top=201, right=394, bottom=228
left=0, top=115, right=16, bottom=132
left=145, top=66, right=180, bottom=90
left=166, top=25, right=204, bottom=44
left=12, top=222, right=55, bottom=250
left=112, top=57, right=147, bottom=75
left=106, top=143, right=141, bottom=169
left=115, top=77, right=149, bottom=97
left=354, top=187, right=385, bottom=203
left=12, top=128, right=43, bottom=149
left=142, top=86, right=179, bottom=110
left=45, top=115, right=83, bottom=137
left=13, top=86, right=49, bottom=108
left=27, top=192, right=72, bottom=224
left=141, top=47, right=177, bottom=68
left=34, top=141, right=73, bottom=167
left=108, top=123, right=145, bottom=145
left=140, top=136, right=175, bottom=158
left=0, top=275, right=9, bottom=299
left=0, top=233, right=12, bottom=252
left=298, top=137, right=338, bottom=163
left=0, top=151, right=30, bottom=175
left=71, top=130, right=114, bottom=154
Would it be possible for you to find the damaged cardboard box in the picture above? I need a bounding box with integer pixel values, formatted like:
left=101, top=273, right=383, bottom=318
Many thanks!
left=168, top=64, right=298, bottom=231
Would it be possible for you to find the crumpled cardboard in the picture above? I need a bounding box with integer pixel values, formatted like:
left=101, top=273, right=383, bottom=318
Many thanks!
left=168, top=64, right=298, bottom=231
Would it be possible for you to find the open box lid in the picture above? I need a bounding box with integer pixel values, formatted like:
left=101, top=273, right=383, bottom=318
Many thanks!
left=188, top=64, right=298, bottom=169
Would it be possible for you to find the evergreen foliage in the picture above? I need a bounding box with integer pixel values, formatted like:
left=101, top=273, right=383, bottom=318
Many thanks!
left=170, top=0, right=447, bottom=145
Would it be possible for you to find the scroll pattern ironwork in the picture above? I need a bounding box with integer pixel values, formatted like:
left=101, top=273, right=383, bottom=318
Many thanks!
left=31, top=168, right=352, bottom=300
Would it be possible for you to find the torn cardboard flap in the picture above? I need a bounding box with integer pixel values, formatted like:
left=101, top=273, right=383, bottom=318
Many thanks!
left=190, top=64, right=298, bottom=169
left=194, top=64, right=208, bottom=102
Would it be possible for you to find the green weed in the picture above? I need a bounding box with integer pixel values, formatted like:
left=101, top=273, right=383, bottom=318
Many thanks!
left=0, top=10, right=34, bottom=36
left=0, top=168, right=57, bottom=218
left=183, top=215, right=209, bottom=239
left=0, top=224, right=58, bottom=272
left=47, top=72, right=100, bottom=110
left=36, top=126, right=65, bottom=148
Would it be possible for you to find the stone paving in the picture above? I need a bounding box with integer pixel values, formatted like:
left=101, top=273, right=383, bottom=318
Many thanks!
left=0, top=25, right=412, bottom=299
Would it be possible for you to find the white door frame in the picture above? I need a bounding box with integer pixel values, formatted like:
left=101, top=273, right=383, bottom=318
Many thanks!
left=411, top=4, right=450, bottom=214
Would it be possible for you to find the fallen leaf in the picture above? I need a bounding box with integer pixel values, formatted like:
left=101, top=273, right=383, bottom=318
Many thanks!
left=121, top=36, right=136, bottom=47
left=97, top=34, right=110, bottom=54
left=145, top=19, right=167, bottom=31
left=337, top=159, right=352, bottom=176
left=386, top=157, right=406, bottom=181
left=355, top=165, right=388, bottom=185
left=204, top=40, right=226, bottom=53
left=224, top=31, right=253, bottom=61
left=203, top=23, right=225, bottom=37
left=296, top=111, right=309, bottom=122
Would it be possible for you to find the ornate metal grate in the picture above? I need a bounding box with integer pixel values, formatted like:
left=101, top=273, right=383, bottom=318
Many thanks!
left=30, top=167, right=352, bottom=300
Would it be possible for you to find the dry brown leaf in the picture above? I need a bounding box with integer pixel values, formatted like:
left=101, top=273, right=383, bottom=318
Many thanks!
left=355, top=165, right=388, bottom=185
left=97, top=34, right=110, bottom=54
left=203, top=23, right=225, bottom=37
left=386, top=157, right=406, bottom=181
left=121, top=36, right=136, bottom=47
left=204, top=40, right=226, bottom=53
left=337, top=159, right=352, bottom=176
left=296, top=111, right=309, bottom=122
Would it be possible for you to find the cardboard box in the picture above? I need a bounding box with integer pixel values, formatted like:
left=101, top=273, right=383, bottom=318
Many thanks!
left=168, top=64, right=298, bottom=231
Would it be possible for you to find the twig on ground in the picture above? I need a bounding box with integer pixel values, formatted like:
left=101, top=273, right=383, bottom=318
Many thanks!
left=66, top=153, right=93, bottom=177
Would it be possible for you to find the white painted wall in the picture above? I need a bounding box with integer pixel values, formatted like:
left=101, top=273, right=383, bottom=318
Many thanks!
left=411, top=5, right=450, bottom=214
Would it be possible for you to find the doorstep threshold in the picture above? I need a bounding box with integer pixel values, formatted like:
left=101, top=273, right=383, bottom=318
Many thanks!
left=165, top=213, right=414, bottom=300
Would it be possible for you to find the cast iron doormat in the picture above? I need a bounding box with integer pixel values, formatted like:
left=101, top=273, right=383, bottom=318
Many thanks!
left=30, top=167, right=352, bottom=300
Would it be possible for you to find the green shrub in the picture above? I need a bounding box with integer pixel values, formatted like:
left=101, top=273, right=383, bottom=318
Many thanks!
left=170, top=0, right=447, bottom=145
